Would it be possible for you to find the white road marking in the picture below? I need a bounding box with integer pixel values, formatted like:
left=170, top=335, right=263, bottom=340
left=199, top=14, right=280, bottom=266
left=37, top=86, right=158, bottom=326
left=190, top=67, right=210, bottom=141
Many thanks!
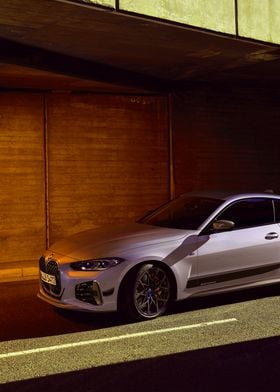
left=0, top=318, right=237, bottom=359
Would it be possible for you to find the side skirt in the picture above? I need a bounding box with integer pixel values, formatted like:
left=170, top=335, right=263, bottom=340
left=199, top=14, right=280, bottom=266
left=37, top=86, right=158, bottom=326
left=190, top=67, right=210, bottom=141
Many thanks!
left=186, top=262, right=280, bottom=289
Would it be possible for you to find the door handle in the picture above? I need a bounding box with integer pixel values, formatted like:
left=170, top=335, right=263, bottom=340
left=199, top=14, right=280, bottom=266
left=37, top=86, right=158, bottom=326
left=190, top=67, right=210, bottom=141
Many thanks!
left=265, top=232, right=279, bottom=240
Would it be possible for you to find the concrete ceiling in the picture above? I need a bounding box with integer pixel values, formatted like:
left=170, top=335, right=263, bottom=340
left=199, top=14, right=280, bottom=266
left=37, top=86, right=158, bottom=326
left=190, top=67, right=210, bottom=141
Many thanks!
left=0, top=0, right=280, bottom=92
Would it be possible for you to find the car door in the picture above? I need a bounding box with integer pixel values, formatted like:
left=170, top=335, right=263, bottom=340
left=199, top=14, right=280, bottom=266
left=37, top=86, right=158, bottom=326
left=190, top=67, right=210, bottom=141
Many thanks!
left=194, top=198, right=280, bottom=289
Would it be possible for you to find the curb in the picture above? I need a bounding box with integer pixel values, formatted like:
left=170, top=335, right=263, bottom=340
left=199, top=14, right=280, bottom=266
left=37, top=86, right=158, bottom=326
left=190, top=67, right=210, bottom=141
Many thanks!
left=0, top=262, right=38, bottom=283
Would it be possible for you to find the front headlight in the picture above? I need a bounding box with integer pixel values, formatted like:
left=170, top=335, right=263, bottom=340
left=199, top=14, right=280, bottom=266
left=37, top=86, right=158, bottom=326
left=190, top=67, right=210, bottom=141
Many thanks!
left=70, top=257, right=125, bottom=271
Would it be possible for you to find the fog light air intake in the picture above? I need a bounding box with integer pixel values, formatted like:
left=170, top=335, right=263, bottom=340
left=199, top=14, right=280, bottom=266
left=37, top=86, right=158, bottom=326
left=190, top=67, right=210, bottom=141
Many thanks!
left=75, top=281, right=103, bottom=305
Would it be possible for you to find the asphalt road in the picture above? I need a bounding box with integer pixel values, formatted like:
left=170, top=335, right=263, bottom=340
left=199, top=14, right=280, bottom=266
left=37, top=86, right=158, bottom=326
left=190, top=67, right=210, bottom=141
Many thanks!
left=0, top=280, right=280, bottom=392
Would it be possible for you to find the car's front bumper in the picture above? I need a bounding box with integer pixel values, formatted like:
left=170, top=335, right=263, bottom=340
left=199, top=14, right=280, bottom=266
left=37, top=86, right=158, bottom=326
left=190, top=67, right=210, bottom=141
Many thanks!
left=38, top=282, right=118, bottom=312
left=38, top=255, right=119, bottom=312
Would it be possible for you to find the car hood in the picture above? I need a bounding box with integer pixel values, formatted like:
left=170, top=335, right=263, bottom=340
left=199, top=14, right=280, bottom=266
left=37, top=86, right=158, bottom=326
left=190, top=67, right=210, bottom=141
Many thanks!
left=48, top=223, right=193, bottom=261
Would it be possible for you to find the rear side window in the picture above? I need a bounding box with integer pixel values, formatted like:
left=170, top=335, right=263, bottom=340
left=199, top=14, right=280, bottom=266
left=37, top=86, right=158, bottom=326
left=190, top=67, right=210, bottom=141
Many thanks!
left=273, top=199, right=280, bottom=222
left=217, top=198, right=274, bottom=229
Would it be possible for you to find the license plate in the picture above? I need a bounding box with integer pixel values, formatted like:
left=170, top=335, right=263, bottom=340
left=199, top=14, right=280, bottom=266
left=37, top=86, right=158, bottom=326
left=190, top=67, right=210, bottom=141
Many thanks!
left=40, top=271, right=56, bottom=286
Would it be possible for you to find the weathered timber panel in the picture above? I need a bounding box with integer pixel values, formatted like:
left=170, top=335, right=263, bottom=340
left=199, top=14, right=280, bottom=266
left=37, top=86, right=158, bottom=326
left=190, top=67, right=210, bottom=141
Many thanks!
left=46, top=94, right=169, bottom=243
left=0, top=93, right=45, bottom=263
left=172, top=86, right=280, bottom=196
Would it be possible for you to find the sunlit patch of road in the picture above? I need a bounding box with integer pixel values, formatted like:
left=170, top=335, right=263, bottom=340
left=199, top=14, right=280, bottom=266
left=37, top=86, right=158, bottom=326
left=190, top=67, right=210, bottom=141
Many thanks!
left=0, top=318, right=237, bottom=360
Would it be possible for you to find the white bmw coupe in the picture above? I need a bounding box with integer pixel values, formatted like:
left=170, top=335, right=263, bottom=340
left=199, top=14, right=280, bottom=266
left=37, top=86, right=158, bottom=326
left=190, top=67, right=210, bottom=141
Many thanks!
left=38, top=191, right=280, bottom=321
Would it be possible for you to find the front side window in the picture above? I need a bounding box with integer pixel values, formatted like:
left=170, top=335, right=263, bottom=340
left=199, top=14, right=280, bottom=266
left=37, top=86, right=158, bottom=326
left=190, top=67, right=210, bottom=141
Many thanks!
left=217, top=198, right=274, bottom=229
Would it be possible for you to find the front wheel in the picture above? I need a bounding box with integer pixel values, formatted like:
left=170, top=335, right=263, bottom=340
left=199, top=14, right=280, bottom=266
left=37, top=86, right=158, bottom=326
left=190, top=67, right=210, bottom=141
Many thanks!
left=120, top=263, right=172, bottom=321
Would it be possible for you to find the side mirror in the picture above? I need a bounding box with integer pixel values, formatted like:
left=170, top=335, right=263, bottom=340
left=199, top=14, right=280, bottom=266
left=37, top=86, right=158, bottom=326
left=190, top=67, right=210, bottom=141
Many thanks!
left=213, top=219, right=235, bottom=231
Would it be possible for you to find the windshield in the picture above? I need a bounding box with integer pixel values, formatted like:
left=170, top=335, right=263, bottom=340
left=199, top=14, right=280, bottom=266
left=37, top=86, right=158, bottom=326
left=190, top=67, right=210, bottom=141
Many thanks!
left=139, top=195, right=223, bottom=230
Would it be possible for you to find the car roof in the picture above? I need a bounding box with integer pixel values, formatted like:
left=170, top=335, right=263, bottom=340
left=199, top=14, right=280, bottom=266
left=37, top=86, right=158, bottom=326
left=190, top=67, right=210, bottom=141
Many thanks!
left=182, top=190, right=280, bottom=202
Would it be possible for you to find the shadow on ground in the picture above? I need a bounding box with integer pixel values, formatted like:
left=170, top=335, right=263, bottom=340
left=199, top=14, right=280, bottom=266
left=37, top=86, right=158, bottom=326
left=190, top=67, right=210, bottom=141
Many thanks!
left=170, top=283, right=280, bottom=315
left=0, top=280, right=279, bottom=341
left=1, top=335, right=279, bottom=392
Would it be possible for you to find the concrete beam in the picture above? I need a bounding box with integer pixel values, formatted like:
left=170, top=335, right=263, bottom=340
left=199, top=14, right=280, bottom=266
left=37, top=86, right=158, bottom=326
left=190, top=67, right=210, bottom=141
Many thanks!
left=0, top=38, right=172, bottom=92
left=77, top=0, right=280, bottom=46
left=75, top=0, right=115, bottom=7
left=119, top=0, right=236, bottom=34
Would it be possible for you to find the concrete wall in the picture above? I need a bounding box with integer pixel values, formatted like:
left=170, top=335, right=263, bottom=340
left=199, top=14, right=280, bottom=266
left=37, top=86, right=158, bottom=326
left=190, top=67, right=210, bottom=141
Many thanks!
left=172, top=85, right=280, bottom=196
left=46, top=94, right=169, bottom=243
left=2, top=85, right=280, bottom=279
left=0, top=92, right=169, bottom=269
left=80, top=0, right=280, bottom=45
left=238, top=0, right=280, bottom=44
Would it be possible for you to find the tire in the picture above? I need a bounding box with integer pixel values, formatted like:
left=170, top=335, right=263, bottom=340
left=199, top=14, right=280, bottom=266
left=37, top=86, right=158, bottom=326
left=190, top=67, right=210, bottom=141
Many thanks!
left=119, top=262, right=172, bottom=321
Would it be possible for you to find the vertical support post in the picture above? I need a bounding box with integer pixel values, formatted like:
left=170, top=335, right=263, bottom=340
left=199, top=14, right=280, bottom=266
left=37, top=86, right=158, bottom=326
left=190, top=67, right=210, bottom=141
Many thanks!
left=234, top=0, right=239, bottom=36
left=43, top=94, right=50, bottom=249
left=168, top=93, right=175, bottom=200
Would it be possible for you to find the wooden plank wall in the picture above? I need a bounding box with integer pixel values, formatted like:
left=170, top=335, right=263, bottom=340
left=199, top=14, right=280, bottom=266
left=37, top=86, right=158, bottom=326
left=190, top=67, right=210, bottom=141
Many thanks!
left=46, top=94, right=169, bottom=244
left=0, top=92, right=169, bottom=265
left=0, top=93, right=46, bottom=264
